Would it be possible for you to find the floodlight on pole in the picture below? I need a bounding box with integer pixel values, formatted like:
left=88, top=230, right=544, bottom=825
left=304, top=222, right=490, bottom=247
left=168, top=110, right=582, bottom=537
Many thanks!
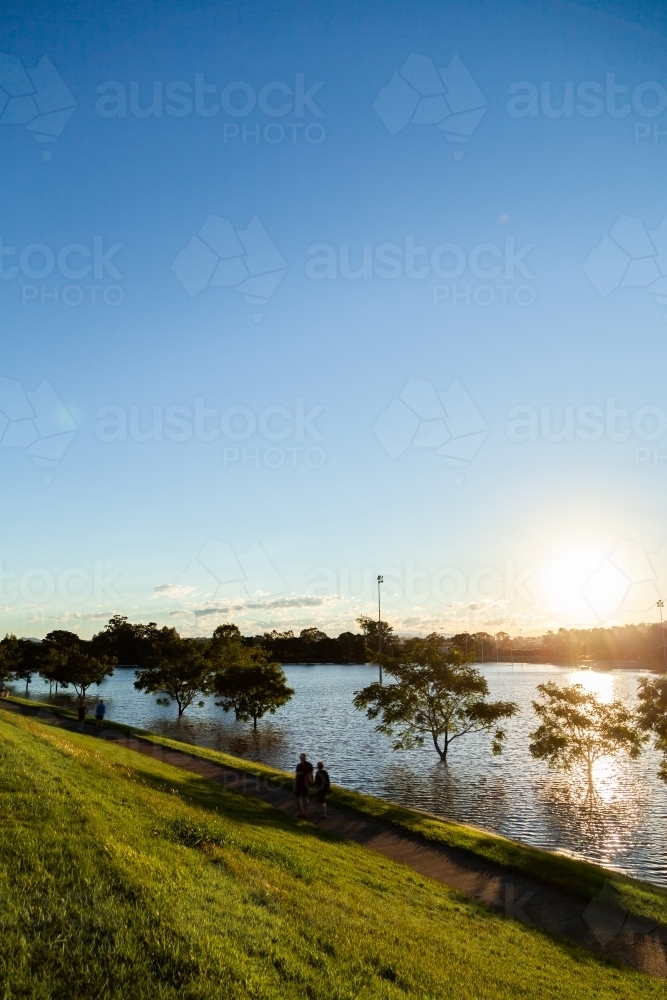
left=377, top=575, right=384, bottom=684
left=659, top=600, right=666, bottom=669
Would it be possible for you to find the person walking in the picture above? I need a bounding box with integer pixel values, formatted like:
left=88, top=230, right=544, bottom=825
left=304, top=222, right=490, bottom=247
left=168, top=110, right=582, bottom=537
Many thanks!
left=294, top=753, right=313, bottom=817
left=77, top=701, right=86, bottom=733
left=314, top=761, right=330, bottom=819
left=94, top=699, right=106, bottom=734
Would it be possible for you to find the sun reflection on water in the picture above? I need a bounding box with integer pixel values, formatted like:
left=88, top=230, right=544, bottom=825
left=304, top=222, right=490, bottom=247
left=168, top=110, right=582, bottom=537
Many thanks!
left=567, top=668, right=615, bottom=703
left=19, top=663, right=667, bottom=886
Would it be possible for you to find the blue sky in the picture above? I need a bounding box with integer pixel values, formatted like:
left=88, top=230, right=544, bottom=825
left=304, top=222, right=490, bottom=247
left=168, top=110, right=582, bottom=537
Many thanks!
left=1, top=0, right=667, bottom=638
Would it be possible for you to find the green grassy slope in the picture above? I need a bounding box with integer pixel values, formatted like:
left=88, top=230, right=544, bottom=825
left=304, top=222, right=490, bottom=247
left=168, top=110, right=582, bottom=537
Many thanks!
left=8, top=693, right=667, bottom=927
left=0, top=711, right=665, bottom=999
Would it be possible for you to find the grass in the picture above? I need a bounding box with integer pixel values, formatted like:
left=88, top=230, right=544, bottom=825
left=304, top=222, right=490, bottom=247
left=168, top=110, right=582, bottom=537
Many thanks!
left=8, top=693, right=667, bottom=929
left=0, top=709, right=666, bottom=998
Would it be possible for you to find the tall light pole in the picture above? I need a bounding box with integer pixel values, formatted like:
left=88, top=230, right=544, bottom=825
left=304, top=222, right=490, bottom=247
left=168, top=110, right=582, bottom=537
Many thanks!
left=377, top=575, right=384, bottom=684
left=659, top=600, right=666, bottom=670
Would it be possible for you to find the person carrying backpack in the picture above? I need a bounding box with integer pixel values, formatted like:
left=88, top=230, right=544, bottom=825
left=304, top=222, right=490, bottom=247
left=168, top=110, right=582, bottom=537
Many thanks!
left=314, top=761, right=330, bottom=819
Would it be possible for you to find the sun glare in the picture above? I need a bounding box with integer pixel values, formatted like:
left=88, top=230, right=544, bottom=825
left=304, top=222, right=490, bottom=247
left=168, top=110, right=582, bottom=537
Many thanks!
left=567, top=669, right=614, bottom=703
left=537, top=547, right=605, bottom=618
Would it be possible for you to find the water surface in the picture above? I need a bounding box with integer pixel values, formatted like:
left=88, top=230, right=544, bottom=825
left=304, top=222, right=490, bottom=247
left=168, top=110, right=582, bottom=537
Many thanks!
left=21, top=662, right=667, bottom=886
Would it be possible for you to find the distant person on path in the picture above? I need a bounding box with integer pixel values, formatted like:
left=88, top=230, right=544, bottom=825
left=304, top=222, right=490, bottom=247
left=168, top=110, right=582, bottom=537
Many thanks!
left=77, top=701, right=86, bottom=733
left=294, top=753, right=313, bottom=817
left=94, top=699, right=106, bottom=733
left=314, top=761, right=330, bottom=819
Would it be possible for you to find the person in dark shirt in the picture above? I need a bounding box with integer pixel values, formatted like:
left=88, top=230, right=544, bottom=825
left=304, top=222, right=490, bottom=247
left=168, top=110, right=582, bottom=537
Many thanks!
left=314, top=761, right=330, bottom=819
left=77, top=701, right=86, bottom=732
left=94, top=699, right=106, bottom=733
left=294, top=753, right=313, bottom=817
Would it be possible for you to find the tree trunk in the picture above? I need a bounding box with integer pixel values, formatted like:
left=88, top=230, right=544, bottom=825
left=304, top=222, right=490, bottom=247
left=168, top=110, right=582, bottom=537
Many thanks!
left=432, top=729, right=448, bottom=761
left=253, top=714, right=257, bottom=731
left=586, top=757, right=594, bottom=792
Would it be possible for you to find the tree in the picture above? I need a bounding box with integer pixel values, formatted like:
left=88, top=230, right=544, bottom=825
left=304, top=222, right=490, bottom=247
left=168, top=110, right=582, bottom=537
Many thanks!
left=0, top=634, right=19, bottom=684
left=40, top=630, right=80, bottom=694
left=14, top=638, right=42, bottom=693
left=353, top=636, right=518, bottom=761
left=529, top=682, right=645, bottom=791
left=92, top=615, right=158, bottom=666
left=133, top=628, right=211, bottom=717
left=636, top=675, right=667, bottom=781
left=356, top=616, right=393, bottom=647
left=212, top=655, right=294, bottom=730
left=42, top=631, right=115, bottom=701
left=207, top=623, right=249, bottom=669
left=299, top=627, right=328, bottom=644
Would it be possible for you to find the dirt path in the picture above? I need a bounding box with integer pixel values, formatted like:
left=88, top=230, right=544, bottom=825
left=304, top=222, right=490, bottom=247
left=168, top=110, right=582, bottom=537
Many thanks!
left=4, top=699, right=667, bottom=979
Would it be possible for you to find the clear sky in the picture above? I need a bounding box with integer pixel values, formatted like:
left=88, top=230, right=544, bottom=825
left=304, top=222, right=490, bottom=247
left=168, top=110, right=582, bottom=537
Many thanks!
left=1, top=0, right=667, bottom=639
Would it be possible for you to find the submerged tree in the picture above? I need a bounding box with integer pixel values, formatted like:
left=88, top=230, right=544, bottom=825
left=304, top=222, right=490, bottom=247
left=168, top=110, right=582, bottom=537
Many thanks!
left=529, top=682, right=645, bottom=791
left=636, top=675, right=667, bottom=781
left=213, top=658, right=294, bottom=731
left=353, top=635, right=518, bottom=761
left=209, top=624, right=294, bottom=730
left=134, top=628, right=211, bottom=717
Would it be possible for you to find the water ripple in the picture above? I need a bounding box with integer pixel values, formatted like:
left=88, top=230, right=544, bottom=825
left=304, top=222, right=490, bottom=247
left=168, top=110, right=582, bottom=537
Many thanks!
left=20, top=662, right=667, bottom=886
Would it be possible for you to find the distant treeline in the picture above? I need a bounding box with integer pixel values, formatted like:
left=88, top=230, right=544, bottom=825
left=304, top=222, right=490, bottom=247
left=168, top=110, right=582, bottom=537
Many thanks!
left=4, top=616, right=665, bottom=670
left=245, top=628, right=369, bottom=664
left=245, top=620, right=667, bottom=668
left=445, top=624, right=667, bottom=667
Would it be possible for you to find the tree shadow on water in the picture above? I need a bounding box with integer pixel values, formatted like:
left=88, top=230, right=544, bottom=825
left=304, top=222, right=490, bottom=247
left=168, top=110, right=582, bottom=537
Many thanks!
left=378, top=759, right=509, bottom=831
left=146, top=715, right=290, bottom=764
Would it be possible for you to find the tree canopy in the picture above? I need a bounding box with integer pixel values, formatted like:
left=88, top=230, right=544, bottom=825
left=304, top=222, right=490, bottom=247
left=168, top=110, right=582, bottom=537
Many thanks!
left=133, top=627, right=211, bottom=717
left=529, top=681, right=645, bottom=789
left=207, top=624, right=294, bottom=729
left=93, top=615, right=159, bottom=666
left=212, top=656, right=295, bottom=730
left=353, top=635, right=518, bottom=760
left=636, top=675, right=667, bottom=782
left=41, top=631, right=115, bottom=700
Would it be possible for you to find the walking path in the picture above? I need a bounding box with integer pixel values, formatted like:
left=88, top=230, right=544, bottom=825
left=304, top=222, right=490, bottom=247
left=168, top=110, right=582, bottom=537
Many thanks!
left=4, top=699, right=667, bottom=979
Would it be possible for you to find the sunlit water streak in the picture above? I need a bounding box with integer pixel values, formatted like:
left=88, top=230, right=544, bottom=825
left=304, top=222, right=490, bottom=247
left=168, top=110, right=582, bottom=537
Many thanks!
left=20, top=662, right=667, bottom=886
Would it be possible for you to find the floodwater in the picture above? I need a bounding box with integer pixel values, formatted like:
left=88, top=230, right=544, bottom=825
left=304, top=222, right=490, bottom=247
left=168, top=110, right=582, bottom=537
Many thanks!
left=21, top=662, right=667, bottom=886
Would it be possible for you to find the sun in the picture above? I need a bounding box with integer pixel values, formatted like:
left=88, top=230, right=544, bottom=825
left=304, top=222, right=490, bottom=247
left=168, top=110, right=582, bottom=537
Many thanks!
left=536, top=546, right=606, bottom=618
